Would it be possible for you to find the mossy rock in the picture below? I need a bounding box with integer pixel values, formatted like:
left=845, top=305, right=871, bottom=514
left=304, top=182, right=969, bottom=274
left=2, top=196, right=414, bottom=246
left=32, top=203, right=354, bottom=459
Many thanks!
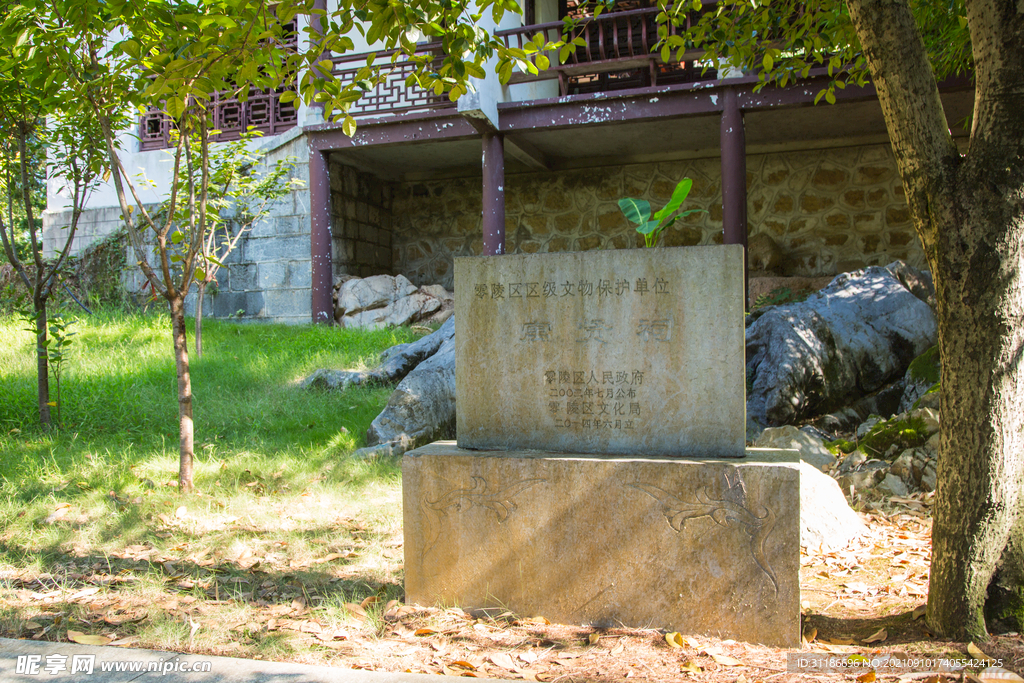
left=907, top=345, right=940, bottom=385
left=827, top=415, right=929, bottom=459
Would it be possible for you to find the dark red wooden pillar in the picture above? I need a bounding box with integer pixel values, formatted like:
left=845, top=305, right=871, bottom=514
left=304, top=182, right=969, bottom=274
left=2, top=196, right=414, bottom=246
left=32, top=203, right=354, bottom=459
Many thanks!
left=482, top=131, right=506, bottom=255
left=720, top=86, right=748, bottom=305
left=310, top=146, right=333, bottom=323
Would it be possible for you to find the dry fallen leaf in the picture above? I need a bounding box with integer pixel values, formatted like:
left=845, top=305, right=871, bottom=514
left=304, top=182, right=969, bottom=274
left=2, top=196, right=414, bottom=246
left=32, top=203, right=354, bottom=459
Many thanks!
left=515, top=616, right=550, bottom=625
left=683, top=635, right=701, bottom=648
left=680, top=659, right=702, bottom=674
left=519, top=651, right=539, bottom=664
left=489, top=653, right=518, bottom=671
left=665, top=632, right=684, bottom=648
left=360, top=595, right=381, bottom=610
left=710, top=653, right=745, bottom=667
left=24, top=621, right=43, bottom=631
left=414, top=628, right=437, bottom=636
left=862, top=627, right=888, bottom=644
left=587, top=633, right=600, bottom=645
left=913, top=605, right=927, bottom=620
left=967, top=642, right=994, bottom=665
left=857, top=671, right=877, bottom=683
left=68, top=630, right=112, bottom=646
left=976, top=667, right=1024, bottom=683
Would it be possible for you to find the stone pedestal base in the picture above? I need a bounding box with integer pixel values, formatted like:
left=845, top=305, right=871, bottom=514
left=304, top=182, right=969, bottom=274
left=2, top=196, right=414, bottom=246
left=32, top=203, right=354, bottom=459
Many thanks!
left=403, top=442, right=800, bottom=647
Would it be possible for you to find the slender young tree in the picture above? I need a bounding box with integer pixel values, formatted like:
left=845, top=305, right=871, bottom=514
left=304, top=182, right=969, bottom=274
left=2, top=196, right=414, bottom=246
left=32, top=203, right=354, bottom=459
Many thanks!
left=0, top=5, right=105, bottom=426
left=664, top=0, right=1023, bottom=638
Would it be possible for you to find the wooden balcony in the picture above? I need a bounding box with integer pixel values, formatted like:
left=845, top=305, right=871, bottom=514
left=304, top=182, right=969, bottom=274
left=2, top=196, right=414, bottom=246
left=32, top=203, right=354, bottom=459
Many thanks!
left=496, top=6, right=713, bottom=96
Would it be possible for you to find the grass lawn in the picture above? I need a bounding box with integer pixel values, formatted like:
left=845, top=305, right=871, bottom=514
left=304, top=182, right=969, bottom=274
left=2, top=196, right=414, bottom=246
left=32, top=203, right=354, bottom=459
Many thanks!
left=0, top=309, right=419, bottom=660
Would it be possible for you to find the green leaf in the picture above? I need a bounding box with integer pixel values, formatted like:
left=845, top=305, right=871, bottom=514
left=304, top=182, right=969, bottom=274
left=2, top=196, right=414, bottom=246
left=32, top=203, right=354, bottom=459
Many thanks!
left=342, top=115, right=357, bottom=137
left=535, top=54, right=550, bottom=70
left=617, top=198, right=652, bottom=226
left=166, top=96, right=186, bottom=119
left=170, top=231, right=184, bottom=244
left=194, top=267, right=206, bottom=282
left=652, top=177, right=694, bottom=224
left=636, top=219, right=661, bottom=235
left=825, top=89, right=836, bottom=104
left=762, top=53, right=773, bottom=71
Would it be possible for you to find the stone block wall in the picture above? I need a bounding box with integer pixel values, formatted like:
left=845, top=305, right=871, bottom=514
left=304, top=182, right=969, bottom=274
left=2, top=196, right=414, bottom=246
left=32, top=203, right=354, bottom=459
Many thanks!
left=44, top=134, right=314, bottom=325
left=186, top=135, right=312, bottom=324
left=41, top=206, right=127, bottom=258
left=329, top=161, right=394, bottom=279
left=392, top=143, right=922, bottom=288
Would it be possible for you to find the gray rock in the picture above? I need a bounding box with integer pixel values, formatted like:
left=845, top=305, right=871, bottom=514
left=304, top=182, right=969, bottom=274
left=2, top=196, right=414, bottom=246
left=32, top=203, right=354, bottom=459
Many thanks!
left=837, top=460, right=889, bottom=493
left=753, top=425, right=837, bottom=471
left=301, top=368, right=371, bottom=391
left=338, top=274, right=417, bottom=315
left=419, top=284, right=454, bottom=303
left=377, top=316, right=455, bottom=378
left=365, top=335, right=456, bottom=453
left=746, top=263, right=937, bottom=426
left=342, top=291, right=441, bottom=329
left=303, top=317, right=455, bottom=391
left=838, top=450, right=867, bottom=474
left=884, top=260, right=935, bottom=308
left=877, top=473, right=910, bottom=497
left=921, top=463, right=937, bottom=492
left=797, top=461, right=867, bottom=551
left=890, top=449, right=917, bottom=483
left=899, top=346, right=941, bottom=412
left=856, top=415, right=884, bottom=440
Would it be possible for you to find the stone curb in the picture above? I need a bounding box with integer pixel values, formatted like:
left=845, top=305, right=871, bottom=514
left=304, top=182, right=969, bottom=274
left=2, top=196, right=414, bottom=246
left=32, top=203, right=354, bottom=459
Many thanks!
left=0, top=638, right=517, bottom=683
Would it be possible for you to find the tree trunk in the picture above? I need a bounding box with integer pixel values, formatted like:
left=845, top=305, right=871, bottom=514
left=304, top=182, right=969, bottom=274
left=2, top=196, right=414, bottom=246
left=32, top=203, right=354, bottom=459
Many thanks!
left=170, top=296, right=195, bottom=493
left=34, top=296, right=51, bottom=426
left=844, top=0, right=1024, bottom=639
left=927, top=164, right=1024, bottom=640
left=194, top=280, right=207, bottom=359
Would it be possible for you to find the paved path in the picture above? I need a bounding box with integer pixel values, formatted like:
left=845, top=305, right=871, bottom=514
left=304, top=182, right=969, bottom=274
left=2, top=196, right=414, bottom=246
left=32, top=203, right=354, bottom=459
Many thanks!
left=1, top=638, right=516, bottom=683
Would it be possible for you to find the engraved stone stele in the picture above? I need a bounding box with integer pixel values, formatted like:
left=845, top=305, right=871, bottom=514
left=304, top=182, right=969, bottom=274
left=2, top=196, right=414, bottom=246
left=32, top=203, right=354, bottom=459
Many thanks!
left=454, top=246, right=746, bottom=458
left=404, top=245, right=800, bottom=647
left=404, top=443, right=801, bottom=648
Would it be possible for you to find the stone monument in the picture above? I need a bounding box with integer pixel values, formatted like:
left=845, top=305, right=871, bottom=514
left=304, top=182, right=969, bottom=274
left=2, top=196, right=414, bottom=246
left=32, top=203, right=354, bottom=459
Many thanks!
left=403, top=245, right=800, bottom=647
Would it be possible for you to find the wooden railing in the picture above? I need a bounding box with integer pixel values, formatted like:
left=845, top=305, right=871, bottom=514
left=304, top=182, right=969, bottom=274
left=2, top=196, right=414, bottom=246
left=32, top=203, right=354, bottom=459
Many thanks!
left=139, top=89, right=299, bottom=151
left=330, top=45, right=458, bottom=118
left=495, top=6, right=712, bottom=95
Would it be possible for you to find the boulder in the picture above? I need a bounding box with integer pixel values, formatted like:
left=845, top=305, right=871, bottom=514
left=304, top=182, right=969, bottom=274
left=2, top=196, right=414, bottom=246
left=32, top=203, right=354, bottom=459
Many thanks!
left=342, top=292, right=441, bottom=329
left=338, top=274, right=417, bottom=315
left=746, top=262, right=938, bottom=426
left=302, top=318, right=455, bottom=391
left=363, top=334, right=456, bottom=455
left=752, top=425, right=837, bottom=471
left=796, top=461, right=867, bottom=551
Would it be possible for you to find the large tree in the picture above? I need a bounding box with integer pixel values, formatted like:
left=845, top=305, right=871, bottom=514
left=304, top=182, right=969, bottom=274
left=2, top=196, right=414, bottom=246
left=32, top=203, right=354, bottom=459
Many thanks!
left=666, top=0, right=1023, bottom=639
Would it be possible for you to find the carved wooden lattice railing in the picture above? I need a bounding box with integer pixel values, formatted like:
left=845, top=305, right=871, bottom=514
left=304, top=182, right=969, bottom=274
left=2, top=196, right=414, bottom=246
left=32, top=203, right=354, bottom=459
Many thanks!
left=330, top=45, right=458, bottom=118
left=139, top=89, right=299, bottom=151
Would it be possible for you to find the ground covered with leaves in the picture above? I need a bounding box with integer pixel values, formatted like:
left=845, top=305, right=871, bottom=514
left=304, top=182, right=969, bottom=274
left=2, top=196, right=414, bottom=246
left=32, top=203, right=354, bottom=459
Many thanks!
left=2, top=488, right=1022, bottom=683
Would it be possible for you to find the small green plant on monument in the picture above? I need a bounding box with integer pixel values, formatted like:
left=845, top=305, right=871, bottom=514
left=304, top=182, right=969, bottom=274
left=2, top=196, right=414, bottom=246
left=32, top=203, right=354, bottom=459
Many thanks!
left=617, top=177, right=707, bottom=248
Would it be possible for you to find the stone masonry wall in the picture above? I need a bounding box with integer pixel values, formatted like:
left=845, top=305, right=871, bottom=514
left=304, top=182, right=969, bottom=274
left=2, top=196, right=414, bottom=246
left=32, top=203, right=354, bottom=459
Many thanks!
left=191, top=135, right=312, bottom=324
left=44, top=135, right=313, bottom=324
left=329, top=162, right=394, bottom=279
left=392, top=143, right=920, bottom=289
